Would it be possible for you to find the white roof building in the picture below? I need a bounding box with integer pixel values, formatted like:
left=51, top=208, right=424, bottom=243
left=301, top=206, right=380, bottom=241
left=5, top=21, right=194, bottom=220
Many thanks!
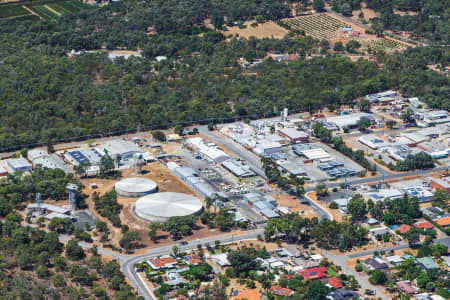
left=222, top=159, right=255, bottom=177
left=188, top=137, right=230, bottom=163
left=366, top=188, right=404, bottom=202
left=358, top=134, right=389, bottom=149
left=5, top=157, right=32, bottom=173
left=325, top=112, right=374, bottom=128
left=27, top=203, right=70, bottom=214
left=27, top=149, right=48, bottom=161
left=33, top=154, right=73, bottom=174
left=212, top=253, right=230, bottom=266
left=253, top=140, right=283, bottom=156
left=101, top=140, right=142, bottom=159
left=401, top=132, right=427, bottom=144
left=299, top=148, right=332, bottom=161
left=278, top=127, right=309, bottom=142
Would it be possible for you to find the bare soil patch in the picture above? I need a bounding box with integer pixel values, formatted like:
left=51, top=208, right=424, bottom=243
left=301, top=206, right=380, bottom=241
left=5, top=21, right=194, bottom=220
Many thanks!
left=223, top=21, right=289, bottom=39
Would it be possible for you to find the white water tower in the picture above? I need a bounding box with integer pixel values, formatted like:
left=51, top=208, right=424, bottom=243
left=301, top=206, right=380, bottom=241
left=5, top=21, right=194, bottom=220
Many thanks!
left=67, top=184, right=78, bottom=211
left=133, top=153, right=144, bottom=175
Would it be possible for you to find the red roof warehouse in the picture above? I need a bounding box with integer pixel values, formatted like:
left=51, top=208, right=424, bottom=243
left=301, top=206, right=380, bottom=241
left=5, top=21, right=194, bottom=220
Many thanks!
left=298, top=267, right=327, bottom=279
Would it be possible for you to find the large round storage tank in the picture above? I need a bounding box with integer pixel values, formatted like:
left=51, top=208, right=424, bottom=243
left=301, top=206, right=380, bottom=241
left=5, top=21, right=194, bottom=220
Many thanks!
left=115, top=177, right=158, bottom=197
left=134, top=192, right=203, bottom=222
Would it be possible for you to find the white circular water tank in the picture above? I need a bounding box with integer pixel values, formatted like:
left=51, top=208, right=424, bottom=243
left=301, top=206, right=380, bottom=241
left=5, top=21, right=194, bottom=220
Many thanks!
left=115, top=177, right=158, bottom=197
left=134, top=192, right=203, bottom=222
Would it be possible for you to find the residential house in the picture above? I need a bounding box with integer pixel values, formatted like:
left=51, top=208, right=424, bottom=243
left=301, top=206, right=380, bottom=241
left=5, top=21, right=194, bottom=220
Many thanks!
left=413, top=221, right=434, bottom=230
left=436, top=217, right=450, bottom=228
left=399, top=224, right=411, bottom=234
left=183, top=255, right=202, bottom=266
left=270, top=286, right=294, bottom=297
left=416, top=257, right=439, bottom=270
left=327, top=288, right=360, bottom=300
left=365, top=257, right=388, bottom=270
left=396, top=280, right=418, bottom=294
left=386, top=255, right=404, bottom=266
left=147, top=256, right=177, bottom=270
left=298, top=266, right=327, bottom=279
left=322, top=277, right=343, bottom=288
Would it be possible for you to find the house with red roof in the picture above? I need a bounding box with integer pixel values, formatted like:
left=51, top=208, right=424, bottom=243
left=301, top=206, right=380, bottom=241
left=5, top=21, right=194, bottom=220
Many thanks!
left=399, top=224, right=411, bottom=234
left=183, top=254, right=202, bottom=265
left=413, top=221, right=433, bottom=230
left=321, top=276, right=343, bottom=288
left=298, top=266, right=327, bottom=279
left=270, top=285, right=294, bottom=297
left=147, top=255, right=177, bottom=270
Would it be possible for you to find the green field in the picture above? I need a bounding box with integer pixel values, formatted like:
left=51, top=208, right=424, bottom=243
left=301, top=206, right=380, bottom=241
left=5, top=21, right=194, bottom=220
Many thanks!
left=0, top=4, right=30, bottom=19
left=0, top=0, right=94, bottom=20
left=30, top=4, right=59, bottom=20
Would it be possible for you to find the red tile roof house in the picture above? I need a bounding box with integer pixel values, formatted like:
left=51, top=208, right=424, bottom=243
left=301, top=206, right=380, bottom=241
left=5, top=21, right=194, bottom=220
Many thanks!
left=270, top=285, right=294, bottom=297
left=413, top=221, right=433, bottom=230
left=183, top=254, right=202, bottom=265
left=399, top=224, right=411, bottom=234
left=396, top=280, right=418, bottom=294
left=298, top=267, right=327, bottom=279
left=321, top=277, right=343, bottom=288
left=147, top=255, right=177, bottom=270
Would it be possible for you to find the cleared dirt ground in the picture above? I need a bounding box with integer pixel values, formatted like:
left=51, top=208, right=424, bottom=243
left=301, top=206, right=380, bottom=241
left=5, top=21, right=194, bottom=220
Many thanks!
left=223, top=20, right=289, bottom=39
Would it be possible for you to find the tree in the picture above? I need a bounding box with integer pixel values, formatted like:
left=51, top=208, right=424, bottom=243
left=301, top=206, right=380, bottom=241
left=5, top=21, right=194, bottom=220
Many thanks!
left=99, top=153, right=115, bottom=176
left=172, top=245, right=179, bottom=257
left=402, top=108, right=414, bottom=123
left=385, top=119, right=397, bottom=129
left=357, top=117, right=372, bottom=131
left=358, top=98, right=371, bottom=112
left=315, top=183, right=328, bottom=198
left=417, top=272, right=430, bottom=288
left=312, top=0, right=325, bottom=12
left=174, top=124, right=184, bottom=135
left=329, top=201, right=338, bottom=209
left=228, top=249, right=256, bottom=276
left=432, top=189, right=450, bottom=208
left=369, top=269, right=387, bottom=285
left=404, top=227, right=420, bottom=245
left=333, top=41, right=345, bottom=51
left=347, top=194, right=367, bottom=221
left=119, top=231, right=140, bottom=251
left=152, top=130, right=166, bottom=141
left=207, top=123, right=214, bottom=131
left=346, top=40, right=361, bottom=53
left=66, top=239, right=85, bottom=260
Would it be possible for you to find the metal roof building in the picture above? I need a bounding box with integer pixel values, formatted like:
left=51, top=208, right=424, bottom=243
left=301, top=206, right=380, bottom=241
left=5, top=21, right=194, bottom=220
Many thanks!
left=27, top=149, right=48, bottom=161
left=222, top=159, right=255, bottom=177
left=299, top=148, right=332, bottom=161
left=188, top=137, right=230, bottom=163
left=5, top=158, right=32, bottom=173
left=115, top=177, right=158, bottom=197
left=325, top=112, right=374, bottom=129
left=102, top=139, right=142, bottom=159
left=277, top=161, right=307, bottom=176
left=253, top=140, right=283, bottom=156
left=33, top=154, right=74, bottom=174
left=358, top=134, right=389, bottom=149
left=134, top=192, right=203, bottom=222
left=65, top=148, right=104, bottom=166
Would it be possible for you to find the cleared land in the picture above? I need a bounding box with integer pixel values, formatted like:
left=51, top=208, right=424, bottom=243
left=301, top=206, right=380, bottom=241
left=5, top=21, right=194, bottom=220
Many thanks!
left=223, top=20, right=289, bottom=39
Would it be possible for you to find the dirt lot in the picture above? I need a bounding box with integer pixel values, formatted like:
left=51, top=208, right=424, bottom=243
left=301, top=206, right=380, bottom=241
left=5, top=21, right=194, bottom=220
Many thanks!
left=273, top=191, right=318, bottom=218
left=222, top=20, right=289, bottom=39
left=306, top=191, right=344, bottom=222
left=351, top=3, right=379, bottom=22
